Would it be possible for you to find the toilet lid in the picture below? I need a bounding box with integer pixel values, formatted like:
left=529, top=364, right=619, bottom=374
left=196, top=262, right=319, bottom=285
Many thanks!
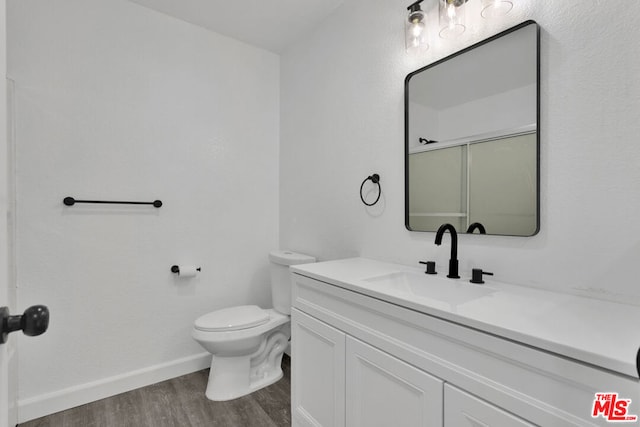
left=194, top=305, right=270, bottom=332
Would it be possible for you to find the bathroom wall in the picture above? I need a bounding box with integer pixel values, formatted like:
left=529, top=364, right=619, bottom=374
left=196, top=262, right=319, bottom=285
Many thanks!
left=8, top=0, right=279, bottom=421
left=280, top=1, right=640, bottom=302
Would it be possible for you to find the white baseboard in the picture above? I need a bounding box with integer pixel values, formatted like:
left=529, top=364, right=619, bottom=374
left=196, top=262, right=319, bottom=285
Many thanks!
left=18, top=352, right=211, bottom=423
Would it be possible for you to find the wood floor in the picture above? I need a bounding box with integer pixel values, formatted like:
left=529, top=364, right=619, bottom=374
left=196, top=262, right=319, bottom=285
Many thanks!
left=19, top=355, right=291, bottom=427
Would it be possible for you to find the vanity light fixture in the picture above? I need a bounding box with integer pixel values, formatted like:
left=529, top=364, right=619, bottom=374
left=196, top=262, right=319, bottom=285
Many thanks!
left=405, top=0, right=514, bottom=54
left=439, top=0, right=468, bottom=39
left=406, top=0, right=429, bottom=53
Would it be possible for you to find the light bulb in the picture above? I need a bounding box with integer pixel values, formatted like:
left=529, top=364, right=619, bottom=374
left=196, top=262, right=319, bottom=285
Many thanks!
left=439, top=0, right=466, bottom=39
left=406, top=3, right=428, bottom=54
left=447, top=5, right=456, bottom=31
left=411, top=19, right=425, bottom=37
left=447, top=3, right=456, bottom=20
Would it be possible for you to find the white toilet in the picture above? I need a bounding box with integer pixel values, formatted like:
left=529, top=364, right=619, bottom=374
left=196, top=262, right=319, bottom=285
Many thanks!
left=192, top=250, right=315, bottom=401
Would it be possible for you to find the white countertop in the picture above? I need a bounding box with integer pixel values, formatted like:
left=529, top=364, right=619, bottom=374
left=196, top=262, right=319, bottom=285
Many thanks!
left=291, top=257, right=640, bottom=379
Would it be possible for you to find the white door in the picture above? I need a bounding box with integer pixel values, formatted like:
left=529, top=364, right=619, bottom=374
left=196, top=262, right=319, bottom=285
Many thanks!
left=0, top=2, right=17, bottom=426
left=291, top=308, right=346, bottom=427
left=346, top=337, right=443, bottom=427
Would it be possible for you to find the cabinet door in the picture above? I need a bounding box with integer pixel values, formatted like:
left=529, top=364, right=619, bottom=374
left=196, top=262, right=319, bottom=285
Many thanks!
left=346, top=337, right=444, bottom=427
left=291, top=309, right=346, bottom=427
left=445, top=385, right=535, bottom=427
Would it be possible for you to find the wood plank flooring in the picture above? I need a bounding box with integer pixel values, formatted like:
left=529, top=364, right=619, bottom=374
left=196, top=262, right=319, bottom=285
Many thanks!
left=19, top=355, right=291, bottom=427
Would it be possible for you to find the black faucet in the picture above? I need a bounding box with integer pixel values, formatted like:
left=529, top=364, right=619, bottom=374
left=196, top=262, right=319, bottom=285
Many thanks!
left=435, top=223, right=460, bottom=279
left=466, top=222, right=486, bottom=234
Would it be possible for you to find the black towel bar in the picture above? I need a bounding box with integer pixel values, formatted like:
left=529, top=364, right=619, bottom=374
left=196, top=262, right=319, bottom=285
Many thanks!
left=63, top=197, right=162, bottom=208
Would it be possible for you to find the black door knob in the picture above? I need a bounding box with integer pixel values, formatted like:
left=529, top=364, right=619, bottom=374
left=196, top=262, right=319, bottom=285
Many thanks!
left=0, top=305, right=50, bottom=344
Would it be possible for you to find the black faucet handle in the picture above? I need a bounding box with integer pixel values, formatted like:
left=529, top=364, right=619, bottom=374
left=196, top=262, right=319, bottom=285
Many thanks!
left=470, top=268, right=493, bottom=284
left=419, top=261, right=437, bottom=275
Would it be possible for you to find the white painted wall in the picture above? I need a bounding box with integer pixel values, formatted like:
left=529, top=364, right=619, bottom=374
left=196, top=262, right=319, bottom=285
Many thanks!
left=8, top=0, right=279, bottom=421
left=280, top=1, right=640, bottom=303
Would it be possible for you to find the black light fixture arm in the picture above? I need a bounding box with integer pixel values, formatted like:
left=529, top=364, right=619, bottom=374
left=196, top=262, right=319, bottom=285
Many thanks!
left=407, top=0, right=424, bottom=12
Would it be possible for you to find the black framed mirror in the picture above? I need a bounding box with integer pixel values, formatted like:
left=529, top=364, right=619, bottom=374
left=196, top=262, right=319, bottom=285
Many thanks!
left=405, top=20, right=539, bottom=236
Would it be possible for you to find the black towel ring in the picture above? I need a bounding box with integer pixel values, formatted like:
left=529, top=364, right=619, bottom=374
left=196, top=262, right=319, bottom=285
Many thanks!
left=360, top=174, right=381, bottom=206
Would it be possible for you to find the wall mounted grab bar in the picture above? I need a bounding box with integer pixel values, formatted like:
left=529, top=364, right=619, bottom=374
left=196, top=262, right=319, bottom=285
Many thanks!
left=63, top=196, right=162, bottom=208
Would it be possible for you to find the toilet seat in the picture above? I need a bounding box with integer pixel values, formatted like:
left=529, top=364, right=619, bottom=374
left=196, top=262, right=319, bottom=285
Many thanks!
left=194, top=305, right=269, bottom=332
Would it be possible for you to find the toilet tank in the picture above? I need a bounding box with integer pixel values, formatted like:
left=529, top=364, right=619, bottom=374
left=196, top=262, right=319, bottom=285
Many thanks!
left=269, top=250, right=315, bottom=314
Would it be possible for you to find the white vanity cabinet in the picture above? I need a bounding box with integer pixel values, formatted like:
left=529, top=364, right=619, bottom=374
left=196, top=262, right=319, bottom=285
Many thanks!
left=290, top=260, right=640, bottom=427
left=346, top=334, right=443, bottom=426
left=444, top=385, right=535, bottom=427
left=291, top=308, right=346, bottom=427
left=292, top=309, right=443, bottom=427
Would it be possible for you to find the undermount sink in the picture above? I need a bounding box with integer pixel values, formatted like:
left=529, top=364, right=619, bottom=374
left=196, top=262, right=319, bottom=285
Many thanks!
left=363, top=271, right=496, bottom=305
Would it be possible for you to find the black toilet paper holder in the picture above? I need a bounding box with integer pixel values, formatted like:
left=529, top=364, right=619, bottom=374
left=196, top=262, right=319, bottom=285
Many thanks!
left=171, top=265, right=202, bottom=274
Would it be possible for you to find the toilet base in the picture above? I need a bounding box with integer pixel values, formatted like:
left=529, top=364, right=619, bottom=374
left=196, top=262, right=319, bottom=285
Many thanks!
left=205, top=352, right=285, bottom=401
left=203, top=328, right=289, bottom=401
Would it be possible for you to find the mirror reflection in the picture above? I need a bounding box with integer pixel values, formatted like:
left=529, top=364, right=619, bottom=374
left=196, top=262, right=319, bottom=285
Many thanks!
left=405, top=21, right=539, bottom=236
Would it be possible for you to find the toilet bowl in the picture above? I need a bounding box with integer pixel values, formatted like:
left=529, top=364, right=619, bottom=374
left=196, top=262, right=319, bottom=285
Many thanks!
left=192, top=250, right=315, bottom=401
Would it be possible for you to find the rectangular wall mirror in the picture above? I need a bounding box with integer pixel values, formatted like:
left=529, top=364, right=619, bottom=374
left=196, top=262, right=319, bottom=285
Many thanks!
left=405, top=20, right=539, bottom=236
